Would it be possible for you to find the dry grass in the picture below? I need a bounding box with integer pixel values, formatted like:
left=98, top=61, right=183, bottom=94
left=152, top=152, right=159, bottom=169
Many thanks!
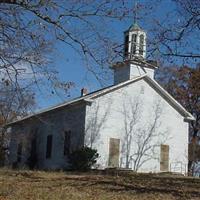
left=0, top=169, right=200, bottom=200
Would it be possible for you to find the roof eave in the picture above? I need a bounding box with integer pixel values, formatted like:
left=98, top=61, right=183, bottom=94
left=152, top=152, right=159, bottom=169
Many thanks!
left=184, top=116, right=196, bottom=122
left=5, top=98, right=87, bottom=126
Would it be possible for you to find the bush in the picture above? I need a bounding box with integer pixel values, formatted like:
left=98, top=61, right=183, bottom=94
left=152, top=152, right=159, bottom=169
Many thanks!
left=69, top=147, right=99, bottom=171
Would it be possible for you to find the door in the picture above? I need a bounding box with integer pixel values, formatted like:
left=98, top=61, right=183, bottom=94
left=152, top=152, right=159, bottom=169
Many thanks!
left=108, top=138, right=120, bottom=168
left=160, top=144, right=169, bottom=171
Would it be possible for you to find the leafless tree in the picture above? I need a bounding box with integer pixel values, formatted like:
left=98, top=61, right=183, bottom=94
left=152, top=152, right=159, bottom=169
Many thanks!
left=140, top=0, right=200, bottom=63
left=1, top=0, right=199, bottom=91
left=0, top=0, right=132, bottom=92
left=0, top=83, right=35, bottom=123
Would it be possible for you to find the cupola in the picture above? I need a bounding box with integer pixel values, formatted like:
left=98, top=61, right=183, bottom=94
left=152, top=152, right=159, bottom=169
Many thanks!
left=124, top=22, right=146, bottom=60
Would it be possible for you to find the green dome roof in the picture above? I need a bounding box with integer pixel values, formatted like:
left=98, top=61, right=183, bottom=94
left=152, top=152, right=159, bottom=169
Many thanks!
left=129, top=22, right=142, bottom=31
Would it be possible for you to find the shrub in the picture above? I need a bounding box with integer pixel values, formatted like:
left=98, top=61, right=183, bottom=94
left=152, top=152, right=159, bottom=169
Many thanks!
left=69, top=147, right=99, bottom=171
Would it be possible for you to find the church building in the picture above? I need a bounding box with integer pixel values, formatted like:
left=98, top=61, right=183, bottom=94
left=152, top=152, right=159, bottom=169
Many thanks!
left=6, top=22, right=195, bottom=174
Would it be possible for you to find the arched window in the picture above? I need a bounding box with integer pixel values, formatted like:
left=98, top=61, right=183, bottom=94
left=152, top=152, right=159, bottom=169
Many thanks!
left=139, top=34, right=144, bottom=55
left=131, top=34, right=137, bottom=55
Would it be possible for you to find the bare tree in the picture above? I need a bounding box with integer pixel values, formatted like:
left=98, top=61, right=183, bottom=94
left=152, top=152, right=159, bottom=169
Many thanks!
left=0, top=0, right=131, bottom=92
left=140, top=0, right=200, bottom=63
left=0, top=83, right=35, bottom=123
left=1, top=0, right=199, bottom=91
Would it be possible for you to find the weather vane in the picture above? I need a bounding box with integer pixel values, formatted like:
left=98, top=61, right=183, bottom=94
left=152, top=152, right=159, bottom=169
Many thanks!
left=133, top=1, right=138, bottom=24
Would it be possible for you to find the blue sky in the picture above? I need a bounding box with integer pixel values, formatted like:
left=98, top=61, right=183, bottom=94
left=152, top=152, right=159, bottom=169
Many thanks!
left=35, top=0, right=186, bottom=110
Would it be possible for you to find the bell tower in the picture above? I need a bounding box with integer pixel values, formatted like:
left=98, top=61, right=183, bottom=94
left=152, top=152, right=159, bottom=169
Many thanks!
left=124, top=2, right=146, bottom=60
left=111, top=3, right=157, bottom=85
left=124, top=22, right=146, bottom=60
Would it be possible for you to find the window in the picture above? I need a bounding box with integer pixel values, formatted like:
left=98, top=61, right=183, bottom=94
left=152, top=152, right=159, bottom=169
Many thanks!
left=30, top=138, right=37, bottom=158
left=17, top=143, right=22, bottom=162
left=124, top=35, right=129, bottom=57
left=64, top=131, right=71, bottom=155
left=139, top=35, right=144, bottom=55
left=30, top=129, right=38, bottom=160
left=131, top=34, right=137, bottom=55
left=46, top=135, right=53, bottom=159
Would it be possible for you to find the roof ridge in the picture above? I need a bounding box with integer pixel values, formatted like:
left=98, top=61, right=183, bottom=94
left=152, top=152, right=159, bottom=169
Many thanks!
left=6, top=76, right=145, bottom=126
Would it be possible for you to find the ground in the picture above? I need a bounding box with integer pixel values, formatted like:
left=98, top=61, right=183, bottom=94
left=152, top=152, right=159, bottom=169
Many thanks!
left=0, top=169, right=200, bottom=200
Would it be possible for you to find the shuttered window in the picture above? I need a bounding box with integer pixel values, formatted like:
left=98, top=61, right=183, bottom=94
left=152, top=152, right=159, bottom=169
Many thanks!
left=64, top=131, right=71, bottom=155
left=46, top=135, right=53, bottom=159
left=17, top=143, right=22, bottom=162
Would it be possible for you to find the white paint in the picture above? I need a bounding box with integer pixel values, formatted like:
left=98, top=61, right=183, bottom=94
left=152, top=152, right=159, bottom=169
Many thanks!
left=124, top=25, right=147, bottom=59
left=114, top=63, right=155, bottom=84
left=85, top=78, right=189, bottom=174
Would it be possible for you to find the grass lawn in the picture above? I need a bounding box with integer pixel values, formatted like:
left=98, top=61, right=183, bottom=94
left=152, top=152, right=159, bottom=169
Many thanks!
left=0, top=169, right=200, bottom=200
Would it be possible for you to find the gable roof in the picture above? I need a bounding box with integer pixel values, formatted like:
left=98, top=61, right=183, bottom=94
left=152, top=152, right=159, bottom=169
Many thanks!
left=6, top=75, right=195, bottom=126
